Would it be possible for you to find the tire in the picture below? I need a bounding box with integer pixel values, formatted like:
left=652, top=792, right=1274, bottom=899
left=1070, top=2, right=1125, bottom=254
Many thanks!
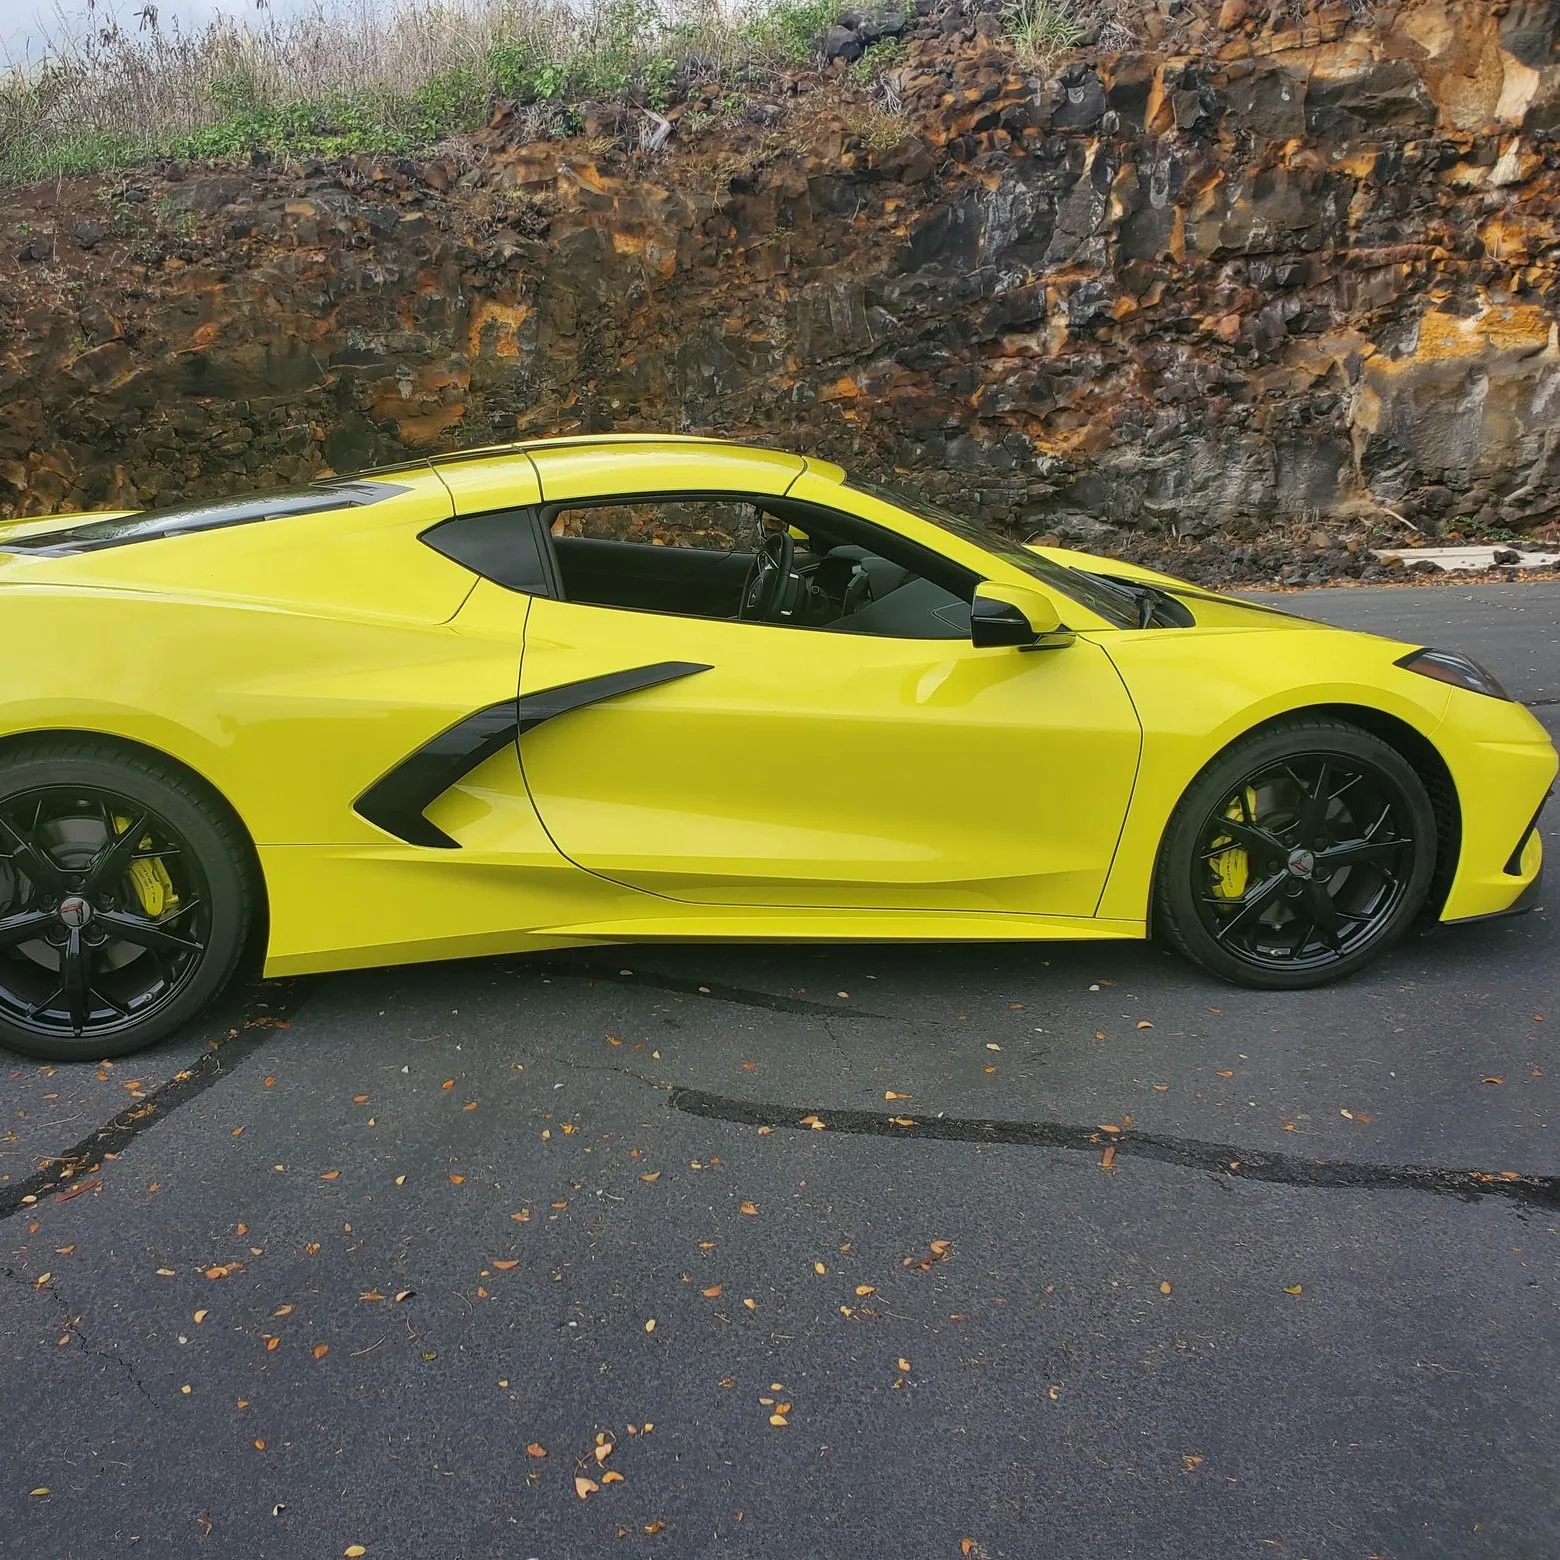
left=1154, top=717, right=1438, bottom=990
left=0, top=740, right=254, bottom=1061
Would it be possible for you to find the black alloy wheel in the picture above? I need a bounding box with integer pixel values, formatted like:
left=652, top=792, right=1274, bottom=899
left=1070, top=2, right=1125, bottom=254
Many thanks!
left=0, top=743, right=252, bottom=1061
left=1156, top=718, right=1438, bottom=989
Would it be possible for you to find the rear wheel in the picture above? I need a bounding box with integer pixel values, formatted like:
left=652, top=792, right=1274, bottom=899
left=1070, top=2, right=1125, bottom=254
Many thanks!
left=0, top=742, right=253, bottom=1061
left=1155, top=719, right=1437, bottom=989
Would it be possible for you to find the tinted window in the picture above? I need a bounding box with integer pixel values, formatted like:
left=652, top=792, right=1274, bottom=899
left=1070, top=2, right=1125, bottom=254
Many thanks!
left=421, top=509, right=551, bottom=594
left=0, top=482, right=403, bottom=557
left=844, top=475, right=1137, bottom=630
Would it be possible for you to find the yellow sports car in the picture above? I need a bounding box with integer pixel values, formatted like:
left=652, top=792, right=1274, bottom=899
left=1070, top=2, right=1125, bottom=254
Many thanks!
left=0, top=435, right=1550, bottom=1060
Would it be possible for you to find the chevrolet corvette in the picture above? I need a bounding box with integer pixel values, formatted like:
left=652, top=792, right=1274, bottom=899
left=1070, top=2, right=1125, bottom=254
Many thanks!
left=0, top=435, right=1550, bottom=1060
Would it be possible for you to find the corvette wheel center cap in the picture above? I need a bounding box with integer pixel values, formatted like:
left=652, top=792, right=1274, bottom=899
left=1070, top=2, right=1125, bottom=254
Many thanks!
left=58, top=896, right=93, bottom=928
left=1286, top=848, right=1316, bottom=879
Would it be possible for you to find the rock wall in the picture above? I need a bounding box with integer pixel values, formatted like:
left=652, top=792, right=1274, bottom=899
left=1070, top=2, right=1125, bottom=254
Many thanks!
left=3, top=0, right=1560, bottom=580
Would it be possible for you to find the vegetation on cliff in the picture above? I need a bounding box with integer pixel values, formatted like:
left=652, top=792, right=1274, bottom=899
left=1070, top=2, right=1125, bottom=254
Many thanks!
left=0, top=0, right=1002, bottom=181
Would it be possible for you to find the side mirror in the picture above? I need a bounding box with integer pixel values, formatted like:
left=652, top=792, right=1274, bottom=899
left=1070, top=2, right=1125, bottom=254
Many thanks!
left=971, top=581, right=1066, bottom=648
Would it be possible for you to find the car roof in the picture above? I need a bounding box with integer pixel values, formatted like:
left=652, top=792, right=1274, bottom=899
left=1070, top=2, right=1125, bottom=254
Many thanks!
left=336, top=433, right=804, bottom=481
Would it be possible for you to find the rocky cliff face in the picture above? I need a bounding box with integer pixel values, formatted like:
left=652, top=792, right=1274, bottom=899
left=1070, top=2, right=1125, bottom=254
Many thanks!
left=4, top=0, right=1560, bottom=584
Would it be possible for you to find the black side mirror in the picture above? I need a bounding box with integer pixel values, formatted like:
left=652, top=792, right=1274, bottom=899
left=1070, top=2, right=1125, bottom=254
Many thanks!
left=970, top=593, right=1039, bottom=648
left=970, top=581, right=1066, bottom=648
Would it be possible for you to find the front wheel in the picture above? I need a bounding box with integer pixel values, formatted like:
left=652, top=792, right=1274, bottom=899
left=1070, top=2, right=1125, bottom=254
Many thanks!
left=0, top=741, right=254, bottom=1061
left=1155, top=718, right=1438, bottom=989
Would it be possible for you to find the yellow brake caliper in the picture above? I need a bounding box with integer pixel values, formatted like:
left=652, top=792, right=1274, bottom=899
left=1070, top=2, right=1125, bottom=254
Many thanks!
left=1207, top=789, right=1257, bottom=900
left=113, top=815, right=179, bottom=918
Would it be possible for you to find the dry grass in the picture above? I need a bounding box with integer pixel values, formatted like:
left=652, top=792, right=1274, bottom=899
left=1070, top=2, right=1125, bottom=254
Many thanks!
left=0, top=0, right=848, bottom=182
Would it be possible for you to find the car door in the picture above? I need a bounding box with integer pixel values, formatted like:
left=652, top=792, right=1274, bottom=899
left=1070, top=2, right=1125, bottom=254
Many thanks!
left=514, top=456, right=1143, bottom=918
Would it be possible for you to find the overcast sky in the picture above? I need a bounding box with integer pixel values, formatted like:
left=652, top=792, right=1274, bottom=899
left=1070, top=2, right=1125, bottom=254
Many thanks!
left=0, top=0, right=320, bottom=61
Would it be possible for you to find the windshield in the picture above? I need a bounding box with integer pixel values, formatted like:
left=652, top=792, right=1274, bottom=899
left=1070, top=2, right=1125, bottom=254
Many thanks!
left=844, top=476, right=1138, bottom=630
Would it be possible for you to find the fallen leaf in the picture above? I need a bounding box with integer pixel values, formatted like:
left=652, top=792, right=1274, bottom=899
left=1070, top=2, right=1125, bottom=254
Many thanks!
left=644, top=1318, right=656, bottom=1333
left=394, top=1175, right=406, bottom=1187
left=757, top=1125, right=773, bottom=1135
left=645, top=1523, right=665, bottom=1535
left=29, top=1488, right=49, bottom=1497
left=744, top=1298, right=756, bottom=1311
left=855, top=1285, right=876, bottom=1296
left=526, top=1443, right=547, bottom=1457
left=254, top=1440, right=266, bottom=1451
left=601, top=1470, right=625, bottom=1485
left=273, top=1304, right=294, bottom=1318
left=345, top=1548, right=367, bottom=1558
left=1101, top=1146, right=1116, bottom=1170
left=1136, top=1021, right=1153, bottom=1029
left=32, top=1272, right=49, bottom=1289
left=449, top=1174, right=465, bottom=1185
left=885, top=1091, right=910, bottom=1100
left=441, top=1080, right=454, bottom=1091
left=320, top=1170, right=341, bottom=1181
left=739, top=1201, right=759, bottom=1216
left=1183, top=1455, right=1203, bottom=1471
left=360, top=1291, right=384, bottom=1302
left=1482, top=1077, right=1504, bottom=1086
left=702, top=1285, right=723, bottom=1298
left=768, top=1413, right=788, bottom=1427
left=798, top=1114, right=827, bottom=1131
left=156, top=1267, right=175, bottom=1277
left=492, top=1259, right=519, bottom=1271
left=640, top=1172, right=661, bottom=1183
left=313, top=1344, right=330, bottom=1360
left=265, top=1336, right=280, bottom=1352
left=928, top=1240, right=951, bottom=1257
left=813, top=1262, right=826, bottom=1276
left=575, top=1475, right=599, bottom=1500
left=511, top=1209, right=530, bottom=1222
left=1160, top=1281, right=1172, bottom=1295
left=394, top=1290, right=414, bottom=1303
left=193, top=1310, right=208, bottom=1324
left=1216, top=1070, right=1234, bottom=1079
left=962, top=1543, right=976, bottom=1557
left=1283, top=1284, right=1303, bottom=1295
left=897, top=1357, right=912, bottom=1372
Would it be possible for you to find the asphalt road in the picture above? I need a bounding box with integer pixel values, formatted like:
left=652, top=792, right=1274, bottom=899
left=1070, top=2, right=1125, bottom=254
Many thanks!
left=2, top=583, right=1556, bottom=1560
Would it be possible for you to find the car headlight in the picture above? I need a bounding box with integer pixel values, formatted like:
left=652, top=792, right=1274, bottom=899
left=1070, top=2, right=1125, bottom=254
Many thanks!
left=1396, top=647, right=1512, bottom=700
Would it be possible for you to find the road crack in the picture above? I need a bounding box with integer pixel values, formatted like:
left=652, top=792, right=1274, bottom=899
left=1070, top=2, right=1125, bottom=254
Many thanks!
left=668, top=1088, right=1560, bottom=1209
left=0, top=981, right=307, bottom=1222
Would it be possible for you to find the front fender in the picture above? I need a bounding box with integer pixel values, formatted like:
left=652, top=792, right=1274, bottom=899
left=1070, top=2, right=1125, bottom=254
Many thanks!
left=1093, top=625, right=1452, bottom=922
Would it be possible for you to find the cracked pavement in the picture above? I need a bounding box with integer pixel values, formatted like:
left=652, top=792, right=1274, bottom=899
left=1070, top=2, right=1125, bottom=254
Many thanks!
left=1, top=582, right=1557, bottom=1560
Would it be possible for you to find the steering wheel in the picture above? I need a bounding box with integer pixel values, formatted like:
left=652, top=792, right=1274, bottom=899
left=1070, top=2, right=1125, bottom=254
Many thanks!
left=740, top=530, right=795, bottom=622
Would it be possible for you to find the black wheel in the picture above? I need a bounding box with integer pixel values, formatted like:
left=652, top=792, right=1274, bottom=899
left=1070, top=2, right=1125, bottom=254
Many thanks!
left=1155, top=718, right=1437, bottom=989
left=0, top=741, right=253, bottom=1061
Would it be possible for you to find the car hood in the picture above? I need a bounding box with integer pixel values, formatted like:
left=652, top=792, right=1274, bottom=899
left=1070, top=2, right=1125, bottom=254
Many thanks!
left=1028, top=545, right=1341, bottom=635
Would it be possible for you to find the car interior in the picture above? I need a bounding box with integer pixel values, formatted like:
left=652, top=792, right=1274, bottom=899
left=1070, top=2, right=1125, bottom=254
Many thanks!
left=545, top=495, right=982, bottom=640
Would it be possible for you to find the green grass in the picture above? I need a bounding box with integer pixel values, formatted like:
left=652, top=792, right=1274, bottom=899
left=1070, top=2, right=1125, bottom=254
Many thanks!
left=1004, top=0, right=1079, bottom=70
left=1, top=0, right=916, bottom=185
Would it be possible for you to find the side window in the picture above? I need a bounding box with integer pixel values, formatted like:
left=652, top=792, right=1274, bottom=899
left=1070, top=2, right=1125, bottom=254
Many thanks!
left=548, top=498, right=762, bottom=619
left=551, top=498, right=761, bottom=552
left=544, top=493, right=978, bottom=642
